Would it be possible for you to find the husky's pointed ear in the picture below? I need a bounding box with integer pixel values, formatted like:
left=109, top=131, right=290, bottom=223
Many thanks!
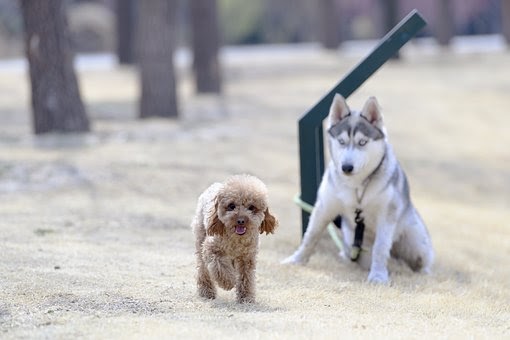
left=362, top=96, right=383, bottom=128
left=328, top=94, right=350, bottom=127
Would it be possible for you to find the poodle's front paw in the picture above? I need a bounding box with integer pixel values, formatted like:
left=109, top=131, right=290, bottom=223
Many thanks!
left=216, top=276, right=235, bottom=291
left=198, top=285, right=216, bottom=299
left=281, top=253, right=307, bottom=265
left=237, top=293, right=255, bottom=304
left=367, top=269, right=389, bottom=284
left=207, top=262, right=235, bottom=291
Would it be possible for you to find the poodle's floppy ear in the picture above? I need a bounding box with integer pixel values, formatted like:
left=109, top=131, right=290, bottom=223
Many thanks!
left=260, top=208, right=278, bottom=235
left=206, top=198, right=225, bottom=236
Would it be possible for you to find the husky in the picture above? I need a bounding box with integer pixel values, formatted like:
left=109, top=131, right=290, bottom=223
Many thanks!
left=283, top=94, right=433, bottom=284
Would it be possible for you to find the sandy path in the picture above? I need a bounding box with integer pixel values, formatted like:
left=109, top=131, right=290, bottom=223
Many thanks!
left=0, top=45, right=509, bottom=338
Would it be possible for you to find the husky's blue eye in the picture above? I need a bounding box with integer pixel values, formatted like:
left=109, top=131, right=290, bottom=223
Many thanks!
left=338, top=139, right=346, bottom=146
left=358, top=139, right=368, bottom=146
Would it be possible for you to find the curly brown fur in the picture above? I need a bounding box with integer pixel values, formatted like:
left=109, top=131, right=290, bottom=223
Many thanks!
left=191, top=174, right=278, bottom=303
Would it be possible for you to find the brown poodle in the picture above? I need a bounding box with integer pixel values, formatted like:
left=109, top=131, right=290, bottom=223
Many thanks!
left=192, top=174, right=278, bottom=303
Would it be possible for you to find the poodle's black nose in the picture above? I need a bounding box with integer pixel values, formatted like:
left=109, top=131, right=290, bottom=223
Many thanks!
left=342, top=164, right=354, bottom=174
left=237, top=217, right=245, bottom=225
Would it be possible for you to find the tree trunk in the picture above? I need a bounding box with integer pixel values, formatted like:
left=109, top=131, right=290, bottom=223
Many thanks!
left=436, top=0, right=454, bottom=46
left=116, top=0, right=136, bottom=64
left=317, top=0, right=341, bottom=49
left=190, top=0, right=222, bottom=93
left=20, top=0, right=90, bottom=134
left=138, top=0, right=179, bottom=118
left=502, top=0, right=510, bottom=44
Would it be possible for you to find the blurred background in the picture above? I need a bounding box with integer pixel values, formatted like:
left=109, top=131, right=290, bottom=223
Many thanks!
left=1, top=0, right=508, bottom=133
left=0, top=0, right=506, bottom=56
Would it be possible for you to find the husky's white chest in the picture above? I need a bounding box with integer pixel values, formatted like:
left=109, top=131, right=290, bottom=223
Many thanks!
left=332, top=185, right=359, bottom=210
left=326, top=170, right=365, bottom=209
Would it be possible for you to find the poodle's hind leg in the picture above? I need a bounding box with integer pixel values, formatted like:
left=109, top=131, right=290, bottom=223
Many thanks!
left=194, top=220, right=216, bottom=299
left=197, top=259, right=216, bottom=299
left=193, top=215, right=217, bottom=299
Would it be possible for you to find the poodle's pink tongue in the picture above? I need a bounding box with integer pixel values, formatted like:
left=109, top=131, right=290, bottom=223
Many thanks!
left=235, top=225, right=246, bottom=235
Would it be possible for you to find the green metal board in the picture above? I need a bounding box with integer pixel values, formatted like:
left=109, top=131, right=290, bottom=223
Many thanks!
left=298, top=9, right=427, bottom=235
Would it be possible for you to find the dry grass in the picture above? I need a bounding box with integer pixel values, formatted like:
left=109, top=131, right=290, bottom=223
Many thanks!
left=0, top=45, right=509, bottom=339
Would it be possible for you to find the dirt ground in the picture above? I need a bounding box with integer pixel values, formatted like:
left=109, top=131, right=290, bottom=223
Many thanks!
left=0, top=43, right=509, bottom=339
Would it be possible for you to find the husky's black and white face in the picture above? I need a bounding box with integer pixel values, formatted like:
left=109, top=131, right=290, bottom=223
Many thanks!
left=327, top=94, right=387, bottom=180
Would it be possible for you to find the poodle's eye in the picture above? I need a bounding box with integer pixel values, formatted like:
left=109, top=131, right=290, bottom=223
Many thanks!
left=248, top=205, right=257, bottom=212
left=227, top=203, right=236, bottom=211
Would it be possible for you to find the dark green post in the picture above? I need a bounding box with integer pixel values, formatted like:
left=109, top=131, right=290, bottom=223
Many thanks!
left=299, top=10, right=426, bottom=235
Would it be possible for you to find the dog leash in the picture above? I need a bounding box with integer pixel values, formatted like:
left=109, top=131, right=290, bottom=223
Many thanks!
left=350, top=209, right=365, bottom=261
left=350, top=151, right=387, bottom=261
left=294, top=193, right=368, bottom=262
left=293, top=194, right=345, bottom=254
left=350, top=178, right=371, bottom=261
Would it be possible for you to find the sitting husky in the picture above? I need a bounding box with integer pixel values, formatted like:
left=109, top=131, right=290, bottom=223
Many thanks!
left=283, top=94, right=433, bottom=284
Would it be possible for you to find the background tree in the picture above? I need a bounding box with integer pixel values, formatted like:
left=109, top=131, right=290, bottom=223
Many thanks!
left=115, top=0, right=136, bottom=65
left=138, top=0, right=179, bottom=118
left=190, top=0, right=222, bottom=93
left=317, top=0, right=341, bottom=49
left=436, top=0, right=454, bottom=46
left=20, top=0, right=90, bottom=134
left=501, top=0, right=510, bottom=44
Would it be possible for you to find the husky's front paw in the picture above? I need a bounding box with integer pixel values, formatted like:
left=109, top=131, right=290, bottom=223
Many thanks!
left=281, top=253, right=307, bottom=265
left=367, top=269, right=389, bottom=284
